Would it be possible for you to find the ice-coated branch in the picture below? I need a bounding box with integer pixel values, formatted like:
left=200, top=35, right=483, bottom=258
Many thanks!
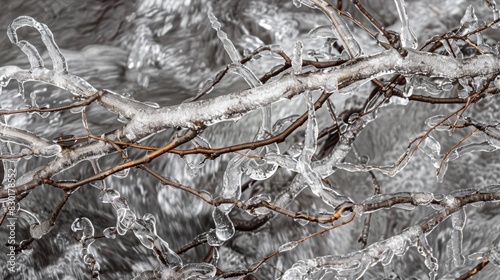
left=2, top=48, right=500, bottom=199
left=282, top=185, right=500, bottom=279
left=0, top=66, right=153, bottom=120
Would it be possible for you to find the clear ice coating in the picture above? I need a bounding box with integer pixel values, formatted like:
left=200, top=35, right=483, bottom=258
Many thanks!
left=0, top=122, right=62, bottom=157
left=308, top=25, right=336, bottom=39
left=486, top=234, right=500, bottom=267
left=30, top=220, right=53, bottom=240
left=417, top=235, right=439, bottom=280
left=278, top=241, right=299, bottom=252
left=8, top=16, right=68, bottom=73
left=218, top=154, right=245, bottom=213
left=446, top=208, right=466, bottom=270
left=393, top=0, right=418, bottom=49
left=280, top=226, right=422, bottom=279
left=212, top=207, right=235, bottom=241
left=103, top=227, right=117, bottom=239
left=310, top=0, right=363, bottom=57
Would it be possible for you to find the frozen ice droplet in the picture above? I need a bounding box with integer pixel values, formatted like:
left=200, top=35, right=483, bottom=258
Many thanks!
left=461, top=5, right=478, bottom=25
left=412, top=192, right=434, bottom=206
left=30, top=220, right=53, bottom=239
left=495, top=76, right=500, bottom=90
left=71, top=217, right=95, bottom=238
left=180, top=263, right=217, bottom=279
left=116, top=208, right=136, bottom=235
left=212, top=208, right=235, bottom=241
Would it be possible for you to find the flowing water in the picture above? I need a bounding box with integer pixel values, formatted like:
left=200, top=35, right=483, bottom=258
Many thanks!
left=0, top=0, right=499, bottom=279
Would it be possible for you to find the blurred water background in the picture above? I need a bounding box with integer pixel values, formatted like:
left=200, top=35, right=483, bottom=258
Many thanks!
left=0, top=0, right=499, bottom=279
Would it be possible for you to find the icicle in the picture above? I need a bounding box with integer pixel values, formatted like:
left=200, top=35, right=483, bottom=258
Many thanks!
left=310, top=0, right=363, bottom=57
left=99, top=188, right=120, bottom=203
left=461, top=5, right=478, bottom=26
left=272, top=115, right=300, bottom=134
left=207, top=229, right=224, bottom=246
left=218, top=155, right=245, bottom=213
left=425, top=115, right=451, bottom=131
left=265, top=152, right=299, bottom=171
left=441, top=39, right=464, bottom=60
left=412, top=192, right=434, bottom=206
left=208, top=13, right=241, bottom=63
left=17, top=41, right=44, bottom=69
left=292, top=40, right=303, bottom=74
left=485, top=126, right=500, bottom=148
left=486, top=234, right=500, bottom=266
left=8, top=16, right=68, bottom=73
left=278, top=241, right=299, bottom=252
left=273, top=176, right=308, bottom=208
left=393, top=0, right=418, bottom=49
left=292, top=0, right=302, bottom=8
left=182, top=157, right=200, bottom=177
left=418, top=135, right=441, bottom=162
left=152, top=237, right=183, bottom=268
